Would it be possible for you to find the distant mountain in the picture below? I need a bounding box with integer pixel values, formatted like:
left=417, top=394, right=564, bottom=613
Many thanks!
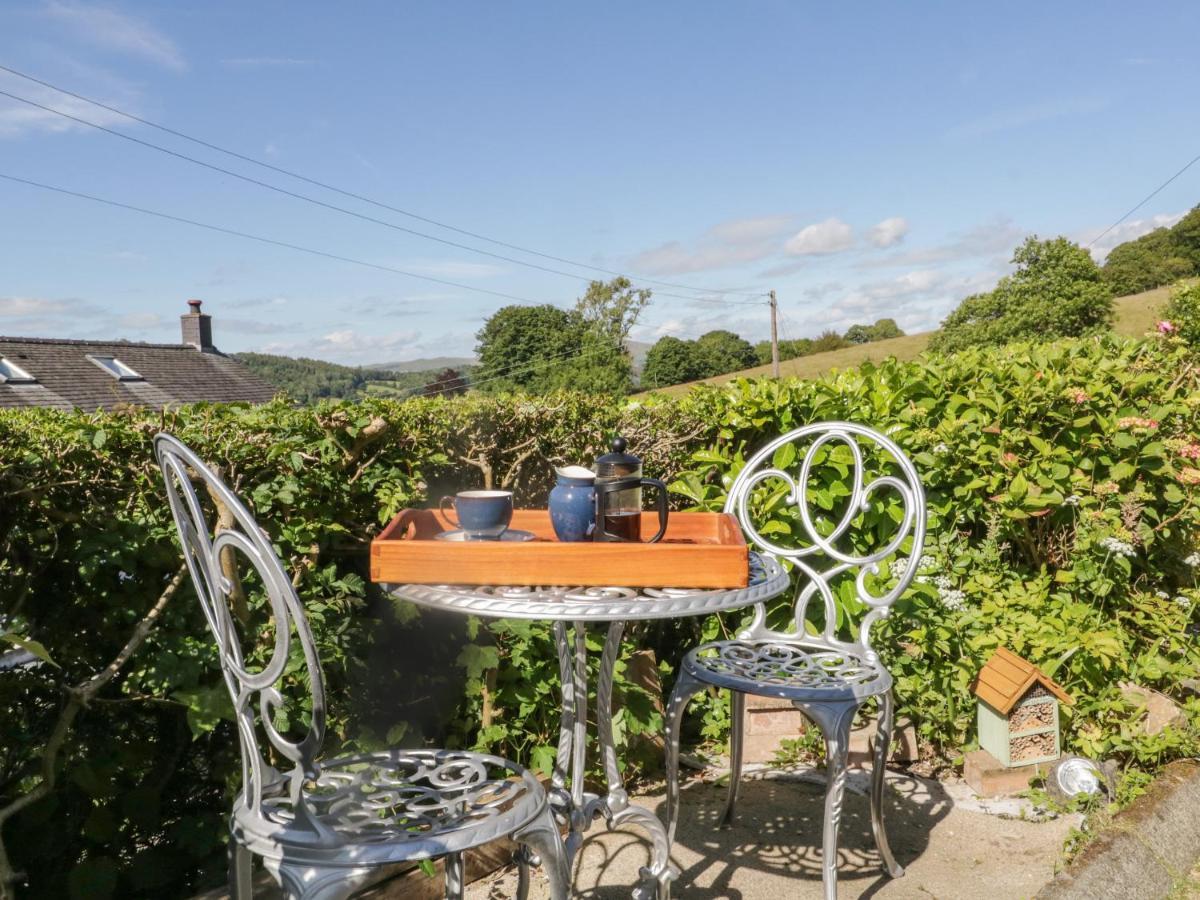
left=365, top=356, right=475, bottom=373
left=234, top=352, right=472, bottom=404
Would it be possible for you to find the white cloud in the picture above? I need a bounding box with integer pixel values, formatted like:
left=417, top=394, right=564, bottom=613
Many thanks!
left=628, top=214, right=793, bottom=276
left=707, top=214, right=795, bottom=246
left=947, top=97, right=1106, bottom=139
left=397, top=260, right=506, bottom=280
left=784, top=218, right=855, bottom=256
left=45, top=1, right=185, bottom=71
left=867, top=217, right=909, bottom=248
left=862, top=216, right=1021, bottom=269
left=117, top=312, right=163, bottom=329
left=261, top=328, right=423, bottom=365
left=1079, top=210, right=1187, bottom=262
left=0, top=71, right=135, bottom=138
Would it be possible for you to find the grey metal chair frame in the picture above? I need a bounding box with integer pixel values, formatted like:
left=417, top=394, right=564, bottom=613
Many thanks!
left=664, top=422, right=926, bottom=900
left=154, top=434, right=569, bottom=900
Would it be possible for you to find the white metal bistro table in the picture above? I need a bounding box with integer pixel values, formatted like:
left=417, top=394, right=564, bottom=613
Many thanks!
left=386, top=552, right=790, bottom=899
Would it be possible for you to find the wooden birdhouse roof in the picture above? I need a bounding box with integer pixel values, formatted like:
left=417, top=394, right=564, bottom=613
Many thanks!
left=972, top=647, right=1074, bottom=715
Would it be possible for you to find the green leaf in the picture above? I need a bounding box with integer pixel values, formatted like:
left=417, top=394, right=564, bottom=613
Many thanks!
left=2, top=631, right=59, bottom=667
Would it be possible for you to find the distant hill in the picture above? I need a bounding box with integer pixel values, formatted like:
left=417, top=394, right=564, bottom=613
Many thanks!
left=643, top=287, right=1172, bottom=396
left=234, top=352, right=472, bottom=404
left=364, top=356, right=475, bottom=373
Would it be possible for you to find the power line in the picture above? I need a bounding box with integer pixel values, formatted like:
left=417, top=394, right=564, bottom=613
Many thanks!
left=0, top=86, right=762, bottom=309
left=0, top=62, right=768, bottom=303
left=0, top=171, right=545, bottom=305
left=1087, top=150, right=1200, bottom=249
left=0, top=168, right=749, bottom=394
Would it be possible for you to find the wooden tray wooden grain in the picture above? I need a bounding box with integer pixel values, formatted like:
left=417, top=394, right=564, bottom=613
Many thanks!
left=370, top=509, right=748, bottom=588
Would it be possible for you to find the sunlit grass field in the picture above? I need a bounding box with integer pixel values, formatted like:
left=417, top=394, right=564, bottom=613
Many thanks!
left=646, top=286, right=1174, bottom=396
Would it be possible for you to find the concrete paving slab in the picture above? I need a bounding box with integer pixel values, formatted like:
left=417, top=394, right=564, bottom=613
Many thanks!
left=469, top=768, right=1076, bottom=899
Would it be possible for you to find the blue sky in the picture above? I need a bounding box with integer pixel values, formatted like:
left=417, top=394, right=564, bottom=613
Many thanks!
left=1, top=2, right=1198, bottom=365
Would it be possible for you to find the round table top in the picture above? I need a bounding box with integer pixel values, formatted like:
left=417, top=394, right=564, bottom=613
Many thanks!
left=385, top=551, right=790, bottom=622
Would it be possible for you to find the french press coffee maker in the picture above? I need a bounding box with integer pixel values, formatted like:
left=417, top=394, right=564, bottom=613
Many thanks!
left=593, top=437, right=668, bottom=542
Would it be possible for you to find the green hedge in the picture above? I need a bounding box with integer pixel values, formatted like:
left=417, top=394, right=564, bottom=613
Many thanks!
left=3, top=332, right=1200, bottom=897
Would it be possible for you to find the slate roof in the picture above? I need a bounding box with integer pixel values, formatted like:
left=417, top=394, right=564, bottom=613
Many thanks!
left=0, top=336, right=279, bottom=411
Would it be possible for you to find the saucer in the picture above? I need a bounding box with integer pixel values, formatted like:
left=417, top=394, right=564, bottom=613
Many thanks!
left=434, top=529, right=536, bottom=542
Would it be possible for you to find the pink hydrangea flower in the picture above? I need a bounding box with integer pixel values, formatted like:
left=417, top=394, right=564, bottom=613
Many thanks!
left=1158, top=320, right=1176, bottom=334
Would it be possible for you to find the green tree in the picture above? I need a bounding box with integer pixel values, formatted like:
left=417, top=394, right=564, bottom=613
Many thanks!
left=931, top=236, right=1114, bottom=352
left=810, top=330, right=852, bottom=353
left=420, top=368, right=469, bottom=397
left=474, top=304, right=583, bottom=393
left=695, top=329, right=756, bottom=375
left=641, top=336, right=709, bottom=388
left=1102, top=229, right=1193, bottom=296
left=551, top=278, right=651, bottom=395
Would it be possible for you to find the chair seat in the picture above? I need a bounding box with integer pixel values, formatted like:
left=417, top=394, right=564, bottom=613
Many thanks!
left=232, top=748, right=546, bottom=865
left=683, top=639, right=891, bottom=702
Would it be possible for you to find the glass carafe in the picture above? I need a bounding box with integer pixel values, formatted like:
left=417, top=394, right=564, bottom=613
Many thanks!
left=593, top=437, right=668, bottom=543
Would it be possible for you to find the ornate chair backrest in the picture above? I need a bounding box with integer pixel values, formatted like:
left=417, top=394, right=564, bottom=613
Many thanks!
left=155, top=434, right=327, bottom=825
left=724, top=422, right=926, bottom=663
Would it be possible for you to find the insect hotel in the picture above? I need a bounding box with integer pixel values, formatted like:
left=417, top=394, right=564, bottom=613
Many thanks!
left=973, top=647, right=1074, bottom=767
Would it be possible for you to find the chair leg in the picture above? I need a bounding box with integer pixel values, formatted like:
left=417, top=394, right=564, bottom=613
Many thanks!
left=444, top=852, right=465, bottom=900
left=513, top=804, right=571, bottom=900
left=228, top=837, right=253, bottom=899
left=719, top=690, right=746, bottom=829
left=801, top=701, right=858, bottom=900
left=664, top=667, right=706, bottom=847
left=514, top=844, right=532, bottom=900
left=870, top=689, right=904, bottom=877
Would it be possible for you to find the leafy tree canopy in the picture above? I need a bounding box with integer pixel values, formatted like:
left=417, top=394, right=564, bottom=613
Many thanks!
left=474, top=278, right=649, bottom=395
left=640, top=336, right=709, bottom=389
left=844, top=318, right=904, bottom=344
left=1101, top=205, right=1200, bottom=296
left=930, top=236, right=1113, bottom=353
left=695, top=329, right=757, bottom=375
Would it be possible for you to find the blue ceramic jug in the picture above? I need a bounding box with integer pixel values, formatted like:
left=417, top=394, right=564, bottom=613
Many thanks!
left=549, top=466, right=596, bottom=542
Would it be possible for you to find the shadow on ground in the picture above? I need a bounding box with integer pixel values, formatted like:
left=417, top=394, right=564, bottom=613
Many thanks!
left=569, top=770, right=950, bottom=899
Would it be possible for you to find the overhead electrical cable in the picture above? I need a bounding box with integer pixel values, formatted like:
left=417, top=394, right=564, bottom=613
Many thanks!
left=0, top=86, right=761, bottom=308
left=1087, top=150, right=1200, bottom=249
left=0, top=172, right=545, bottom=305
left=0, top=169, right=754, bottom=393
left=0, top=63, right=767, bottom=303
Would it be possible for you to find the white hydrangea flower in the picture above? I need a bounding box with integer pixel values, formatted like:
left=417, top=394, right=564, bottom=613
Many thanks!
left=933, top=443, right=950, bottom=454
left=1063, top=494, right=1081, bottom=507
left=1177, top=596, right=1192, bottom=610
left=1156, top=590, right=1170, bottom=599
left=1184, top=552, right=1200, bottom=568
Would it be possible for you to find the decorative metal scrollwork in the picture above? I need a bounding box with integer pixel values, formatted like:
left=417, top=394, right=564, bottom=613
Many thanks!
left=689, top=640, right=886, bottom=697
left=725, top=421, right=927, bottom=659
left=156, top=434, right=327, bottom=823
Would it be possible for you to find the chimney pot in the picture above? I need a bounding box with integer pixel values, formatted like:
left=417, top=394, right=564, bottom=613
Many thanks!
left=181, top=298, right=214, bottom=351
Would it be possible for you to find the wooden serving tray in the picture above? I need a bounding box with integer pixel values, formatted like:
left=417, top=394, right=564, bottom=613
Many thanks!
left=370, top=508, right=749, bottom=589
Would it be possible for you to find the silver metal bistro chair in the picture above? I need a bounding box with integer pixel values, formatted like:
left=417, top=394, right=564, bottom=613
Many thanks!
left=154, top=434, right=569, bottom=900
left=664, top=423, right=926, bottom=900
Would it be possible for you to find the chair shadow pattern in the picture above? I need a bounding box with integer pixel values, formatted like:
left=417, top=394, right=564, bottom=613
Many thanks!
left=154, top=434, right=569, bottom=900
left=558, top=771, right=952, bottom=899
left=664, top=422, right=927, bottom=900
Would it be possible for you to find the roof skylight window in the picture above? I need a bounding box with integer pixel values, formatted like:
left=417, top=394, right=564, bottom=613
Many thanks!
left=0, top=357, right=36, bottom=383
left=87, top=355, right=144, bottom=381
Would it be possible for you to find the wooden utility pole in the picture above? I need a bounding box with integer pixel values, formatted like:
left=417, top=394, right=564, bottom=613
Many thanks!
left=768, top=290, right=780, bottom=378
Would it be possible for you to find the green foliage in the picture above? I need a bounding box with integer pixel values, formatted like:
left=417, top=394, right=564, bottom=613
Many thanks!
left=1101, top=205, right=1200, bottom=296
left=233, top=351, right=443, bottom=404
left=672, top=334, right=1200, bottom=764
left=931, top=236, right=1114, bottom=352
left=6, top=331, right=1200, bottom=894
left=642, top=330, right=758, bottom=388
left=1162, top=280, right=1200, bottom=347
left=695, top=329, right=757, bottom=375
left=844, top=318, right=905, bottom=344
left=641, top=336, right=708, bottom=388
left=474, top=278, right=648, bottom=395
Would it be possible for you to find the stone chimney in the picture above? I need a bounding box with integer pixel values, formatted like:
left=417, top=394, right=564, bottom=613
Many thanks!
left=180, top=299, right=214, bottom=351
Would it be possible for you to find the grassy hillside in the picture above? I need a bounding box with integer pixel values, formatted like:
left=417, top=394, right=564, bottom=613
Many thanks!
left=646, top=286, right=1172, bottom=396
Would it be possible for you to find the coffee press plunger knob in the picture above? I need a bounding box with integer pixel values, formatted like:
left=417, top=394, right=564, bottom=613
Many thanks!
left=611, top=436, right=627, bottom=453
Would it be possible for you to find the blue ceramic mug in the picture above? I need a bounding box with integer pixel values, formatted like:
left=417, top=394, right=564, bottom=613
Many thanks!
left=440, top=490, right=513, bottom=539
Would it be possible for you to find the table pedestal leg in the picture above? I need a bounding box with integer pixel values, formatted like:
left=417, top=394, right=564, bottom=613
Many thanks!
left=549, top=620, right=676, bottom=899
